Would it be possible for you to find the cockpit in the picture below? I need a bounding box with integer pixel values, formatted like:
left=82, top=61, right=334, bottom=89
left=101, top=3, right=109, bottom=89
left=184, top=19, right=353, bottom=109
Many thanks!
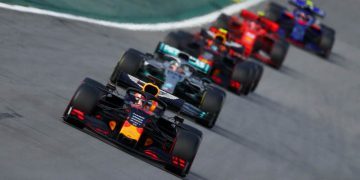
left=124, top=89, right=166, bottom=117
left=163, top=55, right=195, bottom=77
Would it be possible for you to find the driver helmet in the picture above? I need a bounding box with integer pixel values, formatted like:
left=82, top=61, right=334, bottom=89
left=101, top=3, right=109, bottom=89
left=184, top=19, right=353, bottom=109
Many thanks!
left=257, top=11, right=265, bottom=17
left=214, top=28, right=228, bottom=44
left=298, top=11, right=308, bottom=21
left=249, top=21, right=257, bottom=30
left=305, top=0, right=314, bottom=8
left=169, top=60, right=180, bottom=71
left=133, top=92, right=144, bottom=106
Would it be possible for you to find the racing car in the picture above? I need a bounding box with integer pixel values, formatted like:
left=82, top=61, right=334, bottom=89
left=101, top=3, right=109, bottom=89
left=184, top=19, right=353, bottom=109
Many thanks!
left=213, top=9, right=290, bottom=69
left=165, top=28, right=264, bottom=95
left=109, top=43, right=225, bottom=128
left=265, top=0, right=335, bottom=58
left=63, top=78, right=202, bottom=177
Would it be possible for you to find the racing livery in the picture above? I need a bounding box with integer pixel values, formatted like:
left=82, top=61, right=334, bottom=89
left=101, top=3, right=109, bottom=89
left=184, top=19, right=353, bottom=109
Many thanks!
left=165, top=27, right=264, bottom=95
left=109, top=44, right=225, bottom=128
left=213, top=9, right=290, bottom=69
left=265, top=0, right=335, bottom=58
left=63, top=78, right=202, bottom=177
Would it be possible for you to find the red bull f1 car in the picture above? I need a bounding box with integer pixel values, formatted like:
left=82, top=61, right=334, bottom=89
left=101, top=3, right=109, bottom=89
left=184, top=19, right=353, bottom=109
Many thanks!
left=214, top=9, right=290, bottom=69
left=63, top=78, right=202, bottom=177
left=265, top=0, right=335, bottom=58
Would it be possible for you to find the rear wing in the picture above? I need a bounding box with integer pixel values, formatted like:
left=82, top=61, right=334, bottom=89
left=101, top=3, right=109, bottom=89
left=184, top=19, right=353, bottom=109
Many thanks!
left=240, top=9, right=279, bottom=33
left=155, top=42, right=211, bottom=74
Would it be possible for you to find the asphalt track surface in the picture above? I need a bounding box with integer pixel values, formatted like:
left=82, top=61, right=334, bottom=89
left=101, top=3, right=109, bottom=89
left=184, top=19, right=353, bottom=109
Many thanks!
left=0, top=1, right=359, bottom=179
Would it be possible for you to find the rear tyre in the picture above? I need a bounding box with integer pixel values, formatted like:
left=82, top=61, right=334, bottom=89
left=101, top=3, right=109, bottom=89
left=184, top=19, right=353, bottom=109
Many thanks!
left=214, top=13, right=230, bottom=28
left=110, top=48, right=144, bottom=84
left=164, top=32, right=180, bottom=47
left=241, top=65, right=256, bottom=95
left=318, top=25, right=335, bottom=58
left=270, top=40, right=289, bottom=69
left=232, top=62, right=257, bottom=95
left=232, top=62, right=250, bottom=83
left=199, top=87, right=225, bottom=128
left=167, top=129, right=201, bottom=177
left=265, top=2, right=286, bottom=21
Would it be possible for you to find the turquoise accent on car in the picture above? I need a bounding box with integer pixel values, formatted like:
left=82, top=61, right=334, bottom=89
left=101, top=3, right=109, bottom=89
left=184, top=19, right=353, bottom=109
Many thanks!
left=158, top=42, right=211, bottom=74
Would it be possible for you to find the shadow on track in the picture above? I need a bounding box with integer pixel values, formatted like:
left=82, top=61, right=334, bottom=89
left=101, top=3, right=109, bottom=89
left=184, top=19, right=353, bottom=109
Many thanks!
left=327, top=52, right=360, bottom=73
left=245, top=93, right=288, bottom=114
left=278, top=65, right=309, bottom=80
left=185, top=171, right=208, bottom=180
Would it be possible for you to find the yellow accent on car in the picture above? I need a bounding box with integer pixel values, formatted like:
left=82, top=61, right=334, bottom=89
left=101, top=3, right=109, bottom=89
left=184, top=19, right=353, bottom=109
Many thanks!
left=219, top=28, right=228, bottom=34
left=257, top=11, right=265, bottom=17
left=142, top=83, right=160, bottom=97
left=119, top=121, right=142, bottom=141
left=306, top=0, right=314, bottom=7
left=144, top=138, right=153, bottom=146
left=109, top=121, right=116, bottom=131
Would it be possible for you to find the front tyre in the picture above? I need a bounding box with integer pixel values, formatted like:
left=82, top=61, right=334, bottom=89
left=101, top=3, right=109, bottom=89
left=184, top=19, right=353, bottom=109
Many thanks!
left=270, top=40, right=289, bottom=69
left=110, top=48, right=144, bottom=84
left=63, top=78, right=104, bottom=129
left=318, top=25, right=335, bottom=58
left=166, top=129, right=201, bottom=177
left=199, top=87, right=225, bottom=128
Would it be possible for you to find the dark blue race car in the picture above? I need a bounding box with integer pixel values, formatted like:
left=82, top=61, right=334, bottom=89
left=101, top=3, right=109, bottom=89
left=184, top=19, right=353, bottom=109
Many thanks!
left=265, top=0, right=335, bottom=58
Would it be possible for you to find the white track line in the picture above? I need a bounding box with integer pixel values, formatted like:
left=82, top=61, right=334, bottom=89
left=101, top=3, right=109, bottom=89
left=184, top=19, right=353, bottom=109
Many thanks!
left=0, top=0, right=264, bottom=31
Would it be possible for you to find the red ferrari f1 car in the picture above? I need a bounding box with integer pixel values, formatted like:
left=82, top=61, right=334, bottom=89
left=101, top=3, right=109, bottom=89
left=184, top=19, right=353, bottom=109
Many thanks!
left=63, top=78, right=202, bottom=177
left=214, top=9, right=290, bottom=69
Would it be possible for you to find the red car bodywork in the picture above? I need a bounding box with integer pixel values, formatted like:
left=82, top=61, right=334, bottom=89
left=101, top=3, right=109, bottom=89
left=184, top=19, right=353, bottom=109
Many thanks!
left=216, top=10, right=284, bottom=67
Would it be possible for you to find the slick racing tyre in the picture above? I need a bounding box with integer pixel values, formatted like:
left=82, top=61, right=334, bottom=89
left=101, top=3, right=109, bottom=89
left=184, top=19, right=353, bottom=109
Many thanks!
left=232, top=61, right=257, bottom=95
left=110, top=48, right=144, bottom=84
left=167, top=129, right=201, bottom=177
left=318, top=25, right=335, bottom=58
left=232, top=62, right=251, bottom=83
left=63, top=78, right=104, bottom=129
left=214, top=13, right=230, bottom=28
left=199, top=87, right=225, bottom=128
left=239, top=62, right=257, bottom=95
left=250, top=63, right=264, bottom=92
left=270, top=40, right=289, bottom=69
left=165, top=31, right=201, bottom=57
left=265, top=2, right=286, bottom=21
left=164, top=32, right=180, bottom=47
